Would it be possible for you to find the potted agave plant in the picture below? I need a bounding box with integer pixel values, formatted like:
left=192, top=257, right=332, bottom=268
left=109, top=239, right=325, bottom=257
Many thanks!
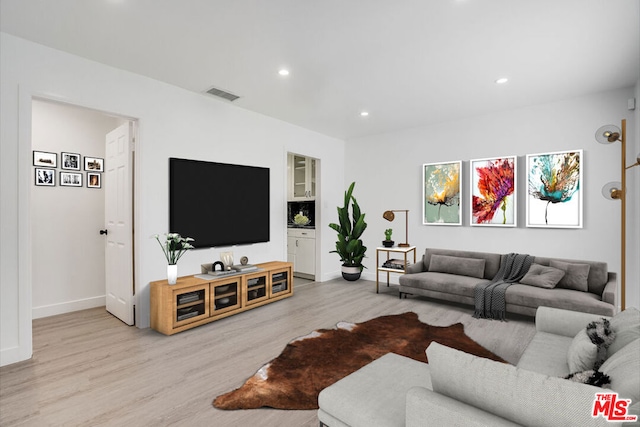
left=329, top=182, right=367, bottom=281
left=154, top=233, right=195, bottom=284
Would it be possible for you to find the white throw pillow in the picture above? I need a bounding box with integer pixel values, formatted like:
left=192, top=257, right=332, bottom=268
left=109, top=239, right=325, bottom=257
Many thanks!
left=567, top=328, right=598, bottom=373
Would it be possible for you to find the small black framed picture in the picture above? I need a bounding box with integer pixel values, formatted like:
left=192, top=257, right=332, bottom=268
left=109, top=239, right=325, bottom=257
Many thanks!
left=87, top=172, right=101, bottom=188
left=35, top=168, right=55, bottom=186
left=84, top=156, right=104, bottom=172
left=33, top=151, right=57, bottom=168
left=61, top=152, right=81, bottom=170
left=60, top=171, right=82, bottom=187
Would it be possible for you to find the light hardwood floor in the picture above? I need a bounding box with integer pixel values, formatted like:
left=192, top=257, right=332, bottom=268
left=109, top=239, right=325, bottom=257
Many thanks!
left=0, top=279, right=536, bottom=427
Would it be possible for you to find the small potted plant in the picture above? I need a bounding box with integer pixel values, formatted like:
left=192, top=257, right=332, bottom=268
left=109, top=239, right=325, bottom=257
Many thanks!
left=154, top=233, right=195, bottom=284
left=382, top=228, right=394, bottom=247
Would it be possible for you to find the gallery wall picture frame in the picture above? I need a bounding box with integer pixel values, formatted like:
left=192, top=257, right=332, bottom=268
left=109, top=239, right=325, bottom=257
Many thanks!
left=60, top=171, right=83, bottom=187
left=84, top=156, right=104, bottom=172
left=34, top=168, right=55, bottom=186
left=61, top=152, right=81, bottom=170
left=526, top=149, right=583, bottom=228
left=87, top=172, right=101, bottom=189
left=33, top=151, right=57, bottom=168
left=469, top=156, right=517, bottom=227
left=423, top=160, right=462, bottom=225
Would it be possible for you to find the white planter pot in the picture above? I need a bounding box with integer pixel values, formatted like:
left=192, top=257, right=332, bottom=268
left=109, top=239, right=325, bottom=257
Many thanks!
left=167, top=264, right=178, bottom=285
left=341, top=265, right=362, bottom=281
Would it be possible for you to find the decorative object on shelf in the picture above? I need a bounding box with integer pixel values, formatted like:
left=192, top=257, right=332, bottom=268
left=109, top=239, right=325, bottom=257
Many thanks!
left=470, top=156, right=516, bottom=227
left=153, top=233, right=195, bottom=285
left=526, top=150, right=582, bottom=228
left=240, top=256, right=249, bottom=265
left=167, top=265, right=178, bottom=285
left=383, top=210, right=410, bottom=246
left=329, top=182, right=367, bottom=281
left=293, top=211, right=310, bottom=226
left=382, top=228, right=394, bottom=247
left=595, top=119, right=639, bottom=311
left=423, top=161, right=462, bottom=225
left=220, top=252, right=234, bottom=270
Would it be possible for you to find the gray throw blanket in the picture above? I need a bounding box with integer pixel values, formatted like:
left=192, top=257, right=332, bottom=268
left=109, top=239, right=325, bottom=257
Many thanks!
left=473, top=253, right=534, bottom=320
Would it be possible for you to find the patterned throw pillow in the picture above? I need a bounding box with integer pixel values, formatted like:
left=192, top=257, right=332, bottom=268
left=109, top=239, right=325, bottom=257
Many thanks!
left=564, top=370, right=611, bottom=387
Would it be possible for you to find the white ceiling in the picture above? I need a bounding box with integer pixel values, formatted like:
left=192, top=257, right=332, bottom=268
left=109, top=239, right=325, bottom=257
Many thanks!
left=1, top=0, right=639, bottom=140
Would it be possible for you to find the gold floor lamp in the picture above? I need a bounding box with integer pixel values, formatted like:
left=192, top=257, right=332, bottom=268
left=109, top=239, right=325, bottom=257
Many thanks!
left=595, top=119, right=640, bottom=311
left=383, top=210, right=410, bottom=247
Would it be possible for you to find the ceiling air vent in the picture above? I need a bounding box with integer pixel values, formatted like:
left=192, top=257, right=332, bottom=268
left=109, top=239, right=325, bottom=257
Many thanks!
left=204, top=86, right=240, bottom=102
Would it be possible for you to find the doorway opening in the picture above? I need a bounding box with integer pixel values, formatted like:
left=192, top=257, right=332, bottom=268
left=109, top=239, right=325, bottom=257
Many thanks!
left=30, top=99, right=136, bottom=326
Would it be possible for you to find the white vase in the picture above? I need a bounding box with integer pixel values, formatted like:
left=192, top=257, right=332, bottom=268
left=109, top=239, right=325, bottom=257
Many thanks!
left=167, top=264, right=178, bottom=285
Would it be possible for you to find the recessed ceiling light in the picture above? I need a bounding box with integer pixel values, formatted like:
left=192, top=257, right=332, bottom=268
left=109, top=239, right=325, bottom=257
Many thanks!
left=278, top=69, right=290, bottom=76
left=360, top=111, right=369, bottom=117
left=495, top=77, right=509, bottom=84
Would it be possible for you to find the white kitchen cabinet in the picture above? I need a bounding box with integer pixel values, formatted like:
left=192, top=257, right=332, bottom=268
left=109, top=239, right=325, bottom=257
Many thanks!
left=287, top=228, right=316, bottom=279
left=288, top=154, right=316, bottom=201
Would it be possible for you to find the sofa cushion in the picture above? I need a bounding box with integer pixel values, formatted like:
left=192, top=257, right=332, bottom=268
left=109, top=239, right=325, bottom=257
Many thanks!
left=599, top=338, right=640, bottom=403
left=567, top=328, right=599, bottom=372
left=608, top=308, right=640, bottom=357
left=549, top=260, right=590, bottom=292
left=317, top=353, right=432, bottom=427
left=504, top=284, right=615, bottom=317
left=428, top=254, right=486, bottom=279
left=516, top=332, right=572, bottom=377
left=399, top=272, right=490, bottom=297
left=427, top=342, right=616, bottom=427
left=520, top=263, right=565, bottom=289
left=424, top=248, right=501, bottom=279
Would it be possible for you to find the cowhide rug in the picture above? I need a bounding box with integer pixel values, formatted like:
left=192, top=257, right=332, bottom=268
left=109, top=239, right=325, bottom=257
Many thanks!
left=213, top=311, right=505, bottom=410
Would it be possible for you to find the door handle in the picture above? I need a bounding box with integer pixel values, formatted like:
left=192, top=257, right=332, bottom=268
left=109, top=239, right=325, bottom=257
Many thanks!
left=100, top=229, right=108, bottom=235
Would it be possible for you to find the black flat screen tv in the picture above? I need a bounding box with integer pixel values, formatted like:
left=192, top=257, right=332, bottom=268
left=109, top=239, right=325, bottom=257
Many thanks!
left=169, top=158, right=270, bottom=248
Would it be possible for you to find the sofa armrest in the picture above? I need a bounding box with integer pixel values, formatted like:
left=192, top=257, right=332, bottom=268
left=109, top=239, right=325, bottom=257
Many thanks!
left=405, top=256, right=426, bottom=274
left=406, top=387, right=519, bottom=427
left=602, top=272, right=617, bottom=306
left=535, top=306, right=610, bottom=338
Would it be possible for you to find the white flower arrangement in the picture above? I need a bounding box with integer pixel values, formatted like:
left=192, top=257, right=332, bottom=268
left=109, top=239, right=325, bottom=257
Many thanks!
left=153, top=233, right=194, bottom=265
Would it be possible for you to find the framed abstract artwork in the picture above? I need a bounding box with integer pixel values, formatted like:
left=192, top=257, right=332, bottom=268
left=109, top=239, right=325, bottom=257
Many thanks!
left=423, top=161, right=462, bottom=225
left=526, top=149, right=583, bottom=228
left=470, top=156, right=517, bottom=227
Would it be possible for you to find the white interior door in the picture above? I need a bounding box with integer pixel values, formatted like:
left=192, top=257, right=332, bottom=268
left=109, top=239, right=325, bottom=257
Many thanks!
left=104, top=123, right=134, bottom=325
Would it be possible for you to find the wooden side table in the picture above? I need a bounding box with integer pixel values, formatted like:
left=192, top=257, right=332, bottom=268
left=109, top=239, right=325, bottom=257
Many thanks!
left=375, top=246, right=416, bottom=293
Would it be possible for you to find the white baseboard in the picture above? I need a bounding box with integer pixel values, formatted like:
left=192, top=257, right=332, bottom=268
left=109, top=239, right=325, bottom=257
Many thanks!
left=32, top=295, right=106, bottom=319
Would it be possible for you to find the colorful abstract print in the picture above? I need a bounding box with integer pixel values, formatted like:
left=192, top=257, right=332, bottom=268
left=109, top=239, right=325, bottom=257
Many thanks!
left=472, top=158, right=515, bottom=225
left=424, top=162, right=461, bottom=224
left=528, top=151, right=580, bottom=226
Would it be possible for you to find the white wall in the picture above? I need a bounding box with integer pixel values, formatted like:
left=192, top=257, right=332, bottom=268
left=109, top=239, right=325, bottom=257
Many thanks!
left=0, top=33, right=345, bottom=366
left=346, top=87, right=639, bottom=311
left=31, top=100, right=121, bottom=318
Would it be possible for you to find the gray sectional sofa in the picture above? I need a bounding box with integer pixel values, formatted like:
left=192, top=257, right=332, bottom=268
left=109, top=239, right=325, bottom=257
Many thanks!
left=398, top=248, right=617, bottom=316
left=318, top=306, right=640, bottom=426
